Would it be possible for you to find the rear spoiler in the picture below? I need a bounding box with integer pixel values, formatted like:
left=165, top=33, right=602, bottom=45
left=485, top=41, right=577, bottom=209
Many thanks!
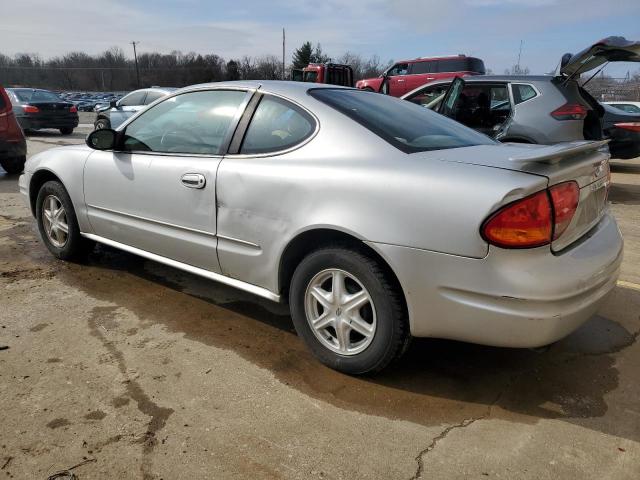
left=506, top=140, right=610, bottom=164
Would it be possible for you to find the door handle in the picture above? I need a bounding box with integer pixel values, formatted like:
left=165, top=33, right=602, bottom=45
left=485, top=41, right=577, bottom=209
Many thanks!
left=397, top=79, right=405, bottom=82
left=181, top=173, right=206, bottom=189
left=426, top=77, right=435, bottom=81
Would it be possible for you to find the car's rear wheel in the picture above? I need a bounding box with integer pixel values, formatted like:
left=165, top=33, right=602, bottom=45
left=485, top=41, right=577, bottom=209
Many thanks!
left=0, top=156, right=26, bottom=174
left=36, top=180, right=94, bottom=260
left=289, top=246, right=408, bottom=374
left=94, top=118, right=110, bottom=130
left=60, top=127, right=74, bottom=135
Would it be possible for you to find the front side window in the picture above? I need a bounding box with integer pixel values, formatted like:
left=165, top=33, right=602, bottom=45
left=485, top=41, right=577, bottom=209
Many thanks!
left=310, top=89, right=495, bottom=153
left=512, top=84, right=538, bottom=104
left=387, top=63, right=409, bottom=76
left=144, top=91, right=166, bottom=105
left=122, top=90, right=247, bottom=155
left=119, top=91, right=147, bottom=107
left=240, top=95, right=315, bottom=154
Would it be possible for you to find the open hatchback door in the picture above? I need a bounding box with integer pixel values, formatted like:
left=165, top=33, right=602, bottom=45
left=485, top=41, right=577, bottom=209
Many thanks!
left=559, top=36, right=640, bottom=79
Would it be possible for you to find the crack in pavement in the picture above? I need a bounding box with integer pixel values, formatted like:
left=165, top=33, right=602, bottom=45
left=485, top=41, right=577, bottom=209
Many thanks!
left=88, top=306, right=173, bottom=480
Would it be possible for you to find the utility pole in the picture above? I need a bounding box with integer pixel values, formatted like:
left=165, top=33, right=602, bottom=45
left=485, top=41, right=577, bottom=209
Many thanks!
left=516, top=40, right=523, bottom=74
left=282, top=28, right=286, bottom=80
left=131, top=41, right=140, bottom=88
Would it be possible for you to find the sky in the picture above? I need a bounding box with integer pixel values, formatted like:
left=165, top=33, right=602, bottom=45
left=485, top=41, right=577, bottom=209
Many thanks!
left=1, top=0, right=640, bottom=77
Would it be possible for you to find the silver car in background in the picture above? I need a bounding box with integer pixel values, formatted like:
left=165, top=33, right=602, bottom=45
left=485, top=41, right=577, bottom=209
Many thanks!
left=94, top=87, right=176, bottom=131
left=402, top=37, right=640, bottom=146
left=19, top=81, right=622, bottom=374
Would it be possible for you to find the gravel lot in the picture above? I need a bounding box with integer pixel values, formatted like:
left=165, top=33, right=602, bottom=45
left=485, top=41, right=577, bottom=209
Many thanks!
left=1, top=123, right=639, bottom=479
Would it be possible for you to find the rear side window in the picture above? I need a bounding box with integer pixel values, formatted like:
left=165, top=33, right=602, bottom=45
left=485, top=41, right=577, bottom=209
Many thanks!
left=411, top=61, right=435, bottom=74
left=512, top=84, right=538, bottom=104
left=310, top=89, right=495, bottom=154
left=119, top=91, right=146, bottom=106
left=240, top=95, right=315, bottom=154
left=437, top=58, right=485, bottom=74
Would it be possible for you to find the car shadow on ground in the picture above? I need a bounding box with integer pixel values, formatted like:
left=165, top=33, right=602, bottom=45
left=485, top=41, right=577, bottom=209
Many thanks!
left=41, top=237, right=637, bottom=445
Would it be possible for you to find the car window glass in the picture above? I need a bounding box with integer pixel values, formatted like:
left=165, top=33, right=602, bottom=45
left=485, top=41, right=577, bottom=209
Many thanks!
left=387, top=63, right=409, bottom=76
left=122, top=90, right=247, bottom=155
left=612, top=103, right=640, bottom=113
left=11, top=89, right=62, bottom=102
left=410, top=61, right=435, bottom=75
left=240, top=95, right=315, bottom=154
left=310, top=89, right=495, bottom=154
left=406, top=84, right=450, bottom=106
left=144, top=91, right=165, bottom=105
left=119, top=91, right=146, bottom=107
left=512, top=84, right=537, bottom=104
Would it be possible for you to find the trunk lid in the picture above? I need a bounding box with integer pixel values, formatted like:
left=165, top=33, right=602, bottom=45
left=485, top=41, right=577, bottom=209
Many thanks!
left=427, top=141, right=611, bottom=251
left=559, top=36, right=640, bottom=78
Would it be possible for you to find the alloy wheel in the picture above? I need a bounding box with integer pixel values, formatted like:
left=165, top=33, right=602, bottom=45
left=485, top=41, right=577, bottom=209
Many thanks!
left=304, top=268, right=377, bottom=356
left=42, top=195, right=69, bottom=248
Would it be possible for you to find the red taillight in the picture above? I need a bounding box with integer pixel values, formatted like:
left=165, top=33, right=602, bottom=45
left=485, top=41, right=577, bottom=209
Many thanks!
left=614, top=122, right=640, bottom=132
left=23, top=105, right=39, bottom=113
left=481, top=191, right=552, bottom=248
left=549, top=181, right=579, bottom=240
left=482, top=181, right=580, bottom=249
left=69, top=105, right=78, bottom=113
left=551, top=103, right=588, bottom=121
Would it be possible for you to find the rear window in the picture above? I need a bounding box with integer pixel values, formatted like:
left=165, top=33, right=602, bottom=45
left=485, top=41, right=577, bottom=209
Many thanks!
left=310, top=89, right=495, bottom=154
left=11, top=89, right=62, bottom=103
left=437, top=58, right=485, bottom=74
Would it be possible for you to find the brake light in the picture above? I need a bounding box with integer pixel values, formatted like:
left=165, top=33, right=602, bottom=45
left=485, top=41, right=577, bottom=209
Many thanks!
left=551, top=103, right=587, bottom=121
left=549, top=181, right=579, bottom=240
left=23, top=105, right=39, bottom=113
left=614, top=122, right=640, bottom=132
left=69, top=105, right=78, bottom=113
left=482, top=181, right=580, bottom=248
left=481, top=191, right=552, bottom=248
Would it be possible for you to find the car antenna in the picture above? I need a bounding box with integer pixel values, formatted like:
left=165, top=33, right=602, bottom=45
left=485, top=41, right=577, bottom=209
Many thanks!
left=581, top=62, right=609, bottom=88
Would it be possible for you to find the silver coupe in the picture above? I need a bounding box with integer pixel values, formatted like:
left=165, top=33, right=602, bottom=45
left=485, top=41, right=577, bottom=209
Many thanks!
left=19, top=81, right=622, bottom=374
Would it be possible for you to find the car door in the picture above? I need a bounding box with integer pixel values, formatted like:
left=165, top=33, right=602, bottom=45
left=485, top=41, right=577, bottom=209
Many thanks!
left=84, top=88, right=253, bottom=273
left=108, top=90, right=147, bottom=129
left=404, top=61, right=436, bottom=93
left=382, top=63, right=409, bottom=96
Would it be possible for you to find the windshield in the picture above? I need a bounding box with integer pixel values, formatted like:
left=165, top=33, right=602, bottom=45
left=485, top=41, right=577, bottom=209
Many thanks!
left=310, top=89, right=495, bottom=153
left=12, top=89, right=62, bottom=103
left=303, top=71, right=318, bottom=83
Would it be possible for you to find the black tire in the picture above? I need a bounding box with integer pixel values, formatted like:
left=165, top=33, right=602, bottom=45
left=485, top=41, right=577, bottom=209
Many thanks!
left=36, top=180, right=94, bottom=261
left=60, top=127, right=74, bottom=135
left=94, top=118, right=110, bottom=130
left=0, top=156, right=26, bottom=174
left=289, top=246, right=408, bottom=375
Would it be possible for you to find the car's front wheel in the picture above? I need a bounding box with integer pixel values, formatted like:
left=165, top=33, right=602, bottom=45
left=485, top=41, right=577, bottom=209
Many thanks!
left=289, top=246, right=408, bottom=374
left=60, top=127, right=74, bottom=135
left=94, top=118, right=110, bottom=130
left=36, top=180, right=94, bottom=260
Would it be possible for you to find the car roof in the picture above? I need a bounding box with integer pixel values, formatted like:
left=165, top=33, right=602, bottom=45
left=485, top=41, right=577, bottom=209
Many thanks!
left=395, top=55, right=481, bottom=64
left=178, top=80, right=352, bottom=103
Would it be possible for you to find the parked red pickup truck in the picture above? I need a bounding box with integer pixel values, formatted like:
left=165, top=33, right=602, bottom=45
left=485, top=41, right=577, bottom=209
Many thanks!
left=356, top=55, right=485, bottom=97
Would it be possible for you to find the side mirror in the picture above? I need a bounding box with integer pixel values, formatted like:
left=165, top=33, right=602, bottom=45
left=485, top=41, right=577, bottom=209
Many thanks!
left=86, top=129, right=117, bottom=150
left=110, top=99, right=118, bottom=108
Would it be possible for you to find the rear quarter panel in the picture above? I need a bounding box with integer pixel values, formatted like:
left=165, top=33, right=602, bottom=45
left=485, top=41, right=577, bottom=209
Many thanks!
left=216, top=99, right=548, bottom=293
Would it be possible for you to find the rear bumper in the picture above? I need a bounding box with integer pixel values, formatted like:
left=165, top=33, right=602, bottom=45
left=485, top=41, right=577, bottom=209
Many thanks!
left=608, top=131, right=640, bottom=159
left=17, top=115, right=79, bottom=130
left=369, top=212, right=623, bottom=348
